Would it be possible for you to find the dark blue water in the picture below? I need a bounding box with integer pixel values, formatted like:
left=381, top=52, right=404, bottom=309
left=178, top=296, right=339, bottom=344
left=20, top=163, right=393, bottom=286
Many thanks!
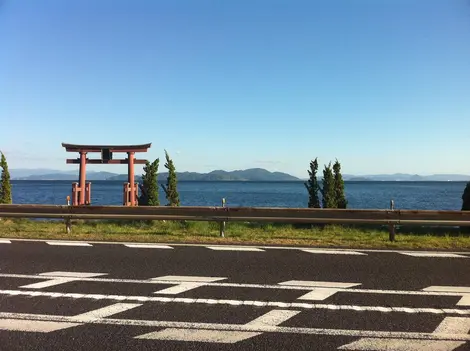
left=10, top=180, right=467, bottom=210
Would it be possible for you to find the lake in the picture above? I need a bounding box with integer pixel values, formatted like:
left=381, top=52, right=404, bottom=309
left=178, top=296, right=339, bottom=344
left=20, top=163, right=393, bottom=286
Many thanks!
left=9, top=180, right=468, bottom=210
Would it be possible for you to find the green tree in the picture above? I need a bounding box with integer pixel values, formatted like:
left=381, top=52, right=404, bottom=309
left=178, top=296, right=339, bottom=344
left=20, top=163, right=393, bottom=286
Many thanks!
left=461, top=182, right=470, bottom=233
left=333, top=159, right=347, bottom=209
left=321, top=162, right=336, bottom=208
left=0, top=151, right=12, bottom=204
left=161, top=150, right=180, bottom=206
left=304, top=158, right=321, bottom=208
left=138, top=158, right=160, bottom=206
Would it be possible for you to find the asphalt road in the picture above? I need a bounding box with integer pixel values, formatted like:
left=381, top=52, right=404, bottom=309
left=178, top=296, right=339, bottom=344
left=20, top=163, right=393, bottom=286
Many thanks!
left=1, top=239, right=470, bottom=350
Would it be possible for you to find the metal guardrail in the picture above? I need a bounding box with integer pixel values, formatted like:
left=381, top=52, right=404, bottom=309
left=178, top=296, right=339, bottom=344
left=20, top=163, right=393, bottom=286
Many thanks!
left=0, top=204, right=469, bottom=241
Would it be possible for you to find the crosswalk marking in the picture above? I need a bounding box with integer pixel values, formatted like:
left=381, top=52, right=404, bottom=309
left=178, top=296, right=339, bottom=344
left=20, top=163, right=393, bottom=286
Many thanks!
left=338, top=338, right=465, bottom=350
left=301, top=249, right=367, bottom=255
left=423, top=286, right=470, bottom=306
left=0, top=319, right=81, bottom=333
left=1, top=289, right=468, bottom=315
left=339, top=316, right=470, bottom=350
left=73, top=303, right=142, bottom=322
left=151, top=275, right=227, bottom=295
left=135, top=309, right=300, bottom=343
left=20, top=272, right=108, bottom=289
left=279, top=280, right=361, bottom=301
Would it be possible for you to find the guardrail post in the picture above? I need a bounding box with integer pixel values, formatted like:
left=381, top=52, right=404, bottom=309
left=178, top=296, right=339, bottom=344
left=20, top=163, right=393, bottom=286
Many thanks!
left=65, top=196, right=72, bottom=234
left=220, top=198, right=226, bottom=237
left=389, top=200, right=395, bottom=242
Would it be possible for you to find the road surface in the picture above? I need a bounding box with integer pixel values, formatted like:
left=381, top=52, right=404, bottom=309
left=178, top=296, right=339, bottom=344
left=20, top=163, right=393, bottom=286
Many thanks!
left=1, top=238, right=470, bottom=350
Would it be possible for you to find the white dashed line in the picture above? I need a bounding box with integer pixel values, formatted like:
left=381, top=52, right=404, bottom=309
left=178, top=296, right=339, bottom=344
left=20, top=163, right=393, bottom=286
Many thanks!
left=400, top=252, right=467, bottom=258
left=301, top=249, right=367, bottom=255
left=207, top=246, right=265, bottom=252
left=46, top=241, right=92, bottom=247
left=124, top=244, right=173, bottom=249
left=0, top=239, right=11, bottom=244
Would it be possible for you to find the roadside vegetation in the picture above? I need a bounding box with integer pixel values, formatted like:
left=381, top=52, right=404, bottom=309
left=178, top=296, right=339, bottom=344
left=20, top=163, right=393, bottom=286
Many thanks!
left=1, top=218, right=470, bottom=250
left=0, top=151, right=12, bottom=204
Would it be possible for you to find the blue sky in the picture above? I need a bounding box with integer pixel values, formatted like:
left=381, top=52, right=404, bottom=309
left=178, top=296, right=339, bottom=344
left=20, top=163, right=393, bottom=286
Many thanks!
left=1, top=0, right=470, bottom=178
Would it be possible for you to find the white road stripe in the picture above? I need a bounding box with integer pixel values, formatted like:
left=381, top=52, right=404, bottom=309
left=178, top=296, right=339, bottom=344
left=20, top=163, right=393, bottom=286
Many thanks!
left=423, top=286, right=470, bottom=306
left=434, top=317, right=470, bottom=335
left=245, top=309, right=300, bottom=327
left=279, top=281, right=361, bottom=288
left=2, top=312, right=470, bottom=341
left=207, top=246, right=265, bottom=252
left=150, top=276, right=227, bottom=282
left=400, top=252, right=467, bottom=258
left=73, top=303, right=142, bottom=322
left=46, top=241, right=92, bottom=247
left=39, top=271, right=108, bottom=278
left=338, top=338, right=465, bottom=350
left=1, top=273, right=468, bottom=299
left=0, top=239, right=11, bottom=244
left=20, top=278, right=80, bottom=289
left=0, top=289, right=469, bottom=315
left=301, top=249, right=367, bottom=255
left=279, top=280, right=361, bottom=301
left=136, top=328, right=261, bottom=343
left=124, top=244, right=173, bottom=249
left=0, top=319, right=81, bottom=333
left=136, top=309, right=300, bottom=343
left=153, top=282, right=208, bottom=295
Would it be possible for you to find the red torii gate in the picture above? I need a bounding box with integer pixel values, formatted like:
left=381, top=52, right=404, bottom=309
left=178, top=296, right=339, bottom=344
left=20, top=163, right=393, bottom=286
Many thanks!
left=62, top=143, right=151, bottom=206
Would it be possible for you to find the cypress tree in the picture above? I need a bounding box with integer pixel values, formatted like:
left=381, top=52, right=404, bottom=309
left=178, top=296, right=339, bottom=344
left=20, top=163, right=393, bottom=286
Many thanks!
left=161, top=150, right=180, bottom=206
left=138, top=158, right=159, bottom=206
left=0, top=152, right=12, bottom=204
left=333, top=159, right=347, bottom=209
left=321, top=162, right=336, bottom=208
left=462, top=182, right=470, bottom=211
left=304, top=158, right=321, bottom=208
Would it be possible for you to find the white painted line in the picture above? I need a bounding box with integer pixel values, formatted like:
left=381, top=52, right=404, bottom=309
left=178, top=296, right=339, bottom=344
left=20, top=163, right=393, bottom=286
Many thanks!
left=0, top=239, right=11, bottom=244
left=151, top=276, right=227, bottom=295
left=301, top=249, right=367, bottom=255
left=153, top=282, right=208, bottom=295
left=245, top=309, right=300, bottom=327
left=136, top=328, right=260, bottom=343
left=124, top=244, right=173, bottom=249
left=400, top=252, right=467, bottom=258
left=1, top=289, right=470, bottom=315
left=423, top=286, right=470, bottom=294
left=423, top=286, right=470, bottom=306
left=46, top=241, right=92, bottom=247
left=3, top=311, right=470, bottom=341
left=4, top=237, right=470, bottom=255
left=207, top=246, right=265, bottom=252
left=338, top=338, right=465, bottom=350
left=150, top=276, right=227, bottom=283
left=434, top=317, right=470, bottom=335
left=20, top=278, right=80, bottom=289
left=3, top=273, right=470, bottom=299
left=279, top=280, right=361, bottom=300
left=73, top=303, right=142, bottom=322
left=279, top=281, right=361, bottom=288
left=39, top=271, right=108, bottom=278
left=0, top=319, right=81, bottom=332
left=136, top=308, right=300, bottom=343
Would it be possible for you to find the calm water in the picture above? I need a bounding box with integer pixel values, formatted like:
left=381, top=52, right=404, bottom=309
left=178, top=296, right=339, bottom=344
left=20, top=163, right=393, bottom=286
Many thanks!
left=10, top=180, right=467, bottom=210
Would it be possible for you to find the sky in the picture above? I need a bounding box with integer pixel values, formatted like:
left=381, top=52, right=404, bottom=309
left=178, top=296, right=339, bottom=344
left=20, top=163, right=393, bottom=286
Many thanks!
left=1, top=0, right=470, bottom=178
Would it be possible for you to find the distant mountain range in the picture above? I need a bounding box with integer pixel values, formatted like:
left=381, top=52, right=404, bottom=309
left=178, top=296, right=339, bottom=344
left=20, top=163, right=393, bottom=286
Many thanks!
left=10, top=169, right=470, bottom=182
left=11, top=168, right=300, bottom=182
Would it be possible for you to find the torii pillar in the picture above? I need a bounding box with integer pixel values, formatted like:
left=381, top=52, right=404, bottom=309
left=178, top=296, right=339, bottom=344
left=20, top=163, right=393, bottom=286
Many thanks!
left=62, top=143, right=151, bottom=206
